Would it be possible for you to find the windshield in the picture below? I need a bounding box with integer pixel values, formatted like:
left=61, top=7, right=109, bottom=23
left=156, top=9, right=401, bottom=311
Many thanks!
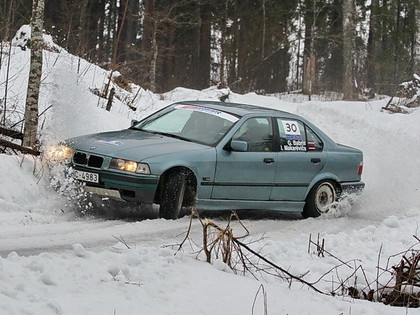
left=133, top=104, right=240, bottom=145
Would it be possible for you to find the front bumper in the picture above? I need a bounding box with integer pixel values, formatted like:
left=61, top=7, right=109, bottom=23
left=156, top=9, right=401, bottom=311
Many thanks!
left=83, top=186, right=125, bottom=201
left=73, top=165, right=159, bottom=203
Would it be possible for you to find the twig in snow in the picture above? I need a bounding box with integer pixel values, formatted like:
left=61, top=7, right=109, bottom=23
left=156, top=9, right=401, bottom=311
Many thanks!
left=112, top=235, right=130, bottom=249
left=252, top=284, right=268, bottom=315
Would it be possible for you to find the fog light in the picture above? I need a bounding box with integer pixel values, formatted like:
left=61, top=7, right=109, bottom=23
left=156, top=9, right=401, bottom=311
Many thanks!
left=46, top=145, right=74, bottom=161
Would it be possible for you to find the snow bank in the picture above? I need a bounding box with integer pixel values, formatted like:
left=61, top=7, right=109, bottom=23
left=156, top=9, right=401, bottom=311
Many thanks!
left=0, top=155, right=66, bottom=225
left=12, top=24, right=61, bottom=52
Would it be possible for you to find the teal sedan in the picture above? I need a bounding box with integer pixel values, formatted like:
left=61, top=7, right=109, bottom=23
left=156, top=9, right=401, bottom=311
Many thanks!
left=51, top=101, right=365, bottom=219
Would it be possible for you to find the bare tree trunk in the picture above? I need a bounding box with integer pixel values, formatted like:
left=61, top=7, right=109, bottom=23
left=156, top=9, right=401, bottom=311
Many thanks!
left=219, top=0, right=229, bottom=88
left=302, top=0, right=316, bottom=96
left=197, top=1, right=211, bottom=89
left=150, top=23, right=158, bottom=92
left=141, top=0, right=154, bottom=90
left=77, top=0, right=89, bottom=58
left=366, top=0, right=380, bottom=91
left=23, top=0, right=45, bottom=149
left=261, top=0, right=266, bottom=60
left=228, top=0, right=239, bottom=86
left=116, top=0, right=130, bottom=65
left=416, top=9, right=420, bottom=72
left=102, top=0, right=129, bottom=98
left=96, top=0, right=106, bottom=63
left=342, top=0, right=356, bottom=100
left=112, top=0, right=129, bottom=69
left=303, top=54, right=316, bottom=100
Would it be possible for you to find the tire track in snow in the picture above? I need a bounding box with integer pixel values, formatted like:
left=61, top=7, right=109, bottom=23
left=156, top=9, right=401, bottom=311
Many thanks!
left=0, top=216, right=193, bottom=257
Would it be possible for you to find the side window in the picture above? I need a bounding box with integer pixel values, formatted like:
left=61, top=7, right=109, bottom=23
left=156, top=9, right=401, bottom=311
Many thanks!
left=277, top=119, right=307, bottom=152
left=232, top=117, right=274, bottom=152
left=306, top=127, right=323, bottom=151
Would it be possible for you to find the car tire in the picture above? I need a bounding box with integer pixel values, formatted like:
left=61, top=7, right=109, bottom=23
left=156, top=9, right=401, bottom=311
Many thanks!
left=303, top=181, right=337, bottom=218
left=159, top=172, right=187, bottom=220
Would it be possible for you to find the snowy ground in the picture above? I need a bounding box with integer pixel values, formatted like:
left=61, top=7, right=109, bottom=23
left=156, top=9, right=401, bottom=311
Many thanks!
left=1, top=44, right=420, bottom=314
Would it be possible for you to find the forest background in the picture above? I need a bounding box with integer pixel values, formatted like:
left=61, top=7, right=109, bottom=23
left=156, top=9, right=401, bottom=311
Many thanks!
left=1, top=0, right=419, bottom=100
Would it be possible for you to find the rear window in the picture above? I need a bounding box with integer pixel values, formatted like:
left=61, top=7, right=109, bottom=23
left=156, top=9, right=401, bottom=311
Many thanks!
left=306, top=126, right=323, bottom=151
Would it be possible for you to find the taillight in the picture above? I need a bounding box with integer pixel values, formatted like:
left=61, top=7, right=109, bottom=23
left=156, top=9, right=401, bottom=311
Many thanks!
left=358, top=161, right=363, bottom=175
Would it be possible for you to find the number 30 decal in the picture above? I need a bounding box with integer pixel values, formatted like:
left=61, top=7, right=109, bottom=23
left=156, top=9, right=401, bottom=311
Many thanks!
left=281, top=120, right=301, bottom=136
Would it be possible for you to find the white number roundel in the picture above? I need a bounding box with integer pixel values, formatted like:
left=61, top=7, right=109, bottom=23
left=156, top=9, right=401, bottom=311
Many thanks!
left=281, top=120, right=301, bottom=136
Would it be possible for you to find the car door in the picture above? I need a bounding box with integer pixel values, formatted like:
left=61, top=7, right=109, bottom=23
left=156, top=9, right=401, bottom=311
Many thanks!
left=211, top=117, right=276, bottom=200
left=270, top=118, right=327, bottom=201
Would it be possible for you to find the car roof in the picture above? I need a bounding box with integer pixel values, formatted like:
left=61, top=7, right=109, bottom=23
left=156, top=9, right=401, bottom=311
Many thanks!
left=172, top=100, right=338, bottom=149
left=174, top=100, right=296, bottom=118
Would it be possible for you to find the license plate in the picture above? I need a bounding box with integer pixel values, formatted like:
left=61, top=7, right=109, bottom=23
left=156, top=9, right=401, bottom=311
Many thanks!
left=73, top=170, right=99, bottom=183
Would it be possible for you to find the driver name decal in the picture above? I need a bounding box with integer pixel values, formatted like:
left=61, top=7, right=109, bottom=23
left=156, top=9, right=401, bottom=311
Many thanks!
left=283, top=139, right=306, bottom=151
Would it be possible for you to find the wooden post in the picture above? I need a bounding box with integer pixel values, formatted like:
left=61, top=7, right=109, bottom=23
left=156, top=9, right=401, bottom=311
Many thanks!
left=106, top=87, right=115, bottom=111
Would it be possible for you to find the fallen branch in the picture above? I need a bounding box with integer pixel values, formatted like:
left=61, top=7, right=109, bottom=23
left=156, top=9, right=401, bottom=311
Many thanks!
left=0, top=138, right=40, bottom=155
left=0, top=126, right=23, bottom=140
left=197, top=211, right=327, bottom=295
left=308, top=233, right=353, bottom=268
left=234, top=237, right=327, bottom=295
left=173, top=210, right=420, bottom=308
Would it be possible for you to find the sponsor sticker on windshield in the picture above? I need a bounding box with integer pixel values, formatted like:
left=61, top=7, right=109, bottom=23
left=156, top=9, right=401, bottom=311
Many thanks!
left=175, top=105, right=239, bottom=122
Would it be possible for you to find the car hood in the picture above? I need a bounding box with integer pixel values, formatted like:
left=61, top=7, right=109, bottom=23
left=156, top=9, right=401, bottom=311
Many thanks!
left=65, top=129, right=208, bottom=161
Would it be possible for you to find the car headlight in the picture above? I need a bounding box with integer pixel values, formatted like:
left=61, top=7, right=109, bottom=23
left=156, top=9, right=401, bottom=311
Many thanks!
left=109, top=158, right=150, bottom=174
left=46, top=145, right=74, bottom=161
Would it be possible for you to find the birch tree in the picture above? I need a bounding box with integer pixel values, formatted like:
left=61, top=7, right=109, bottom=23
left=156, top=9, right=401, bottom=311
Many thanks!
left=23, top=0, right=44, bottom=148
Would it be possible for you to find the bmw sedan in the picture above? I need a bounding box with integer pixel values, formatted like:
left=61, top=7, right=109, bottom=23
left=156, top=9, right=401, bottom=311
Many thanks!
left=49, top=101, right=365, bottom=219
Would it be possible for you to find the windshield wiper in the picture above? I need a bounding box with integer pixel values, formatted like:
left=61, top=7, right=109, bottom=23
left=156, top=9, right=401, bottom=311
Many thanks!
left=149, top=131, right=193, bottom=142
left=129, top=126, right=143, bottom=131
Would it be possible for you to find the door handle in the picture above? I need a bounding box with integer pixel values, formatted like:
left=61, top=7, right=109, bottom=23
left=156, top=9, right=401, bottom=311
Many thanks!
left=311, top=158, right=321, bottom=164
left=263, top=158, right=275, bottom=164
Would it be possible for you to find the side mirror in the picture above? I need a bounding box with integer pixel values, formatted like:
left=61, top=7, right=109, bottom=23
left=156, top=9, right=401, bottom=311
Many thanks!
left=230, top=140, right=248, bottom=152
left=131, top=119, right=139, bottom=127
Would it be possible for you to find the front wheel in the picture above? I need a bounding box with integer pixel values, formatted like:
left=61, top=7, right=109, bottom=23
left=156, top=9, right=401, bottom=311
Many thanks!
left=159, top=172, right=186, bottom=220
left=303, top=181, right=337, bottom=218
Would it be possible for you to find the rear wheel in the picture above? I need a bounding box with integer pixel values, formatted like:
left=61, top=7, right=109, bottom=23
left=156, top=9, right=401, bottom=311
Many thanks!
left=303, top=181, right=337, bottom=218
left=159, top=172, right=187, bottom=219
